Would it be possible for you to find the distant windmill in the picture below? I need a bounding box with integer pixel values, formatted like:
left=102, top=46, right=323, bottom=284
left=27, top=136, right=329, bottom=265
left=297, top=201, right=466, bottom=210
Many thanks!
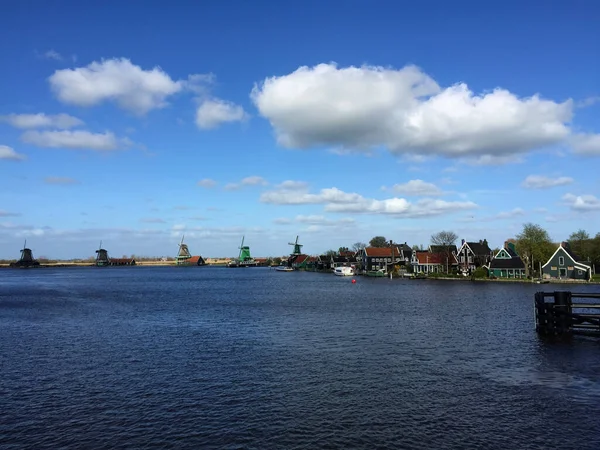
left=176, top=235, right=192, bottom=265
left=95, top=240, right=110, bottom=266
left=10, top=239, right=39, bottom=268
left=286, top=235, right=303, bottom=267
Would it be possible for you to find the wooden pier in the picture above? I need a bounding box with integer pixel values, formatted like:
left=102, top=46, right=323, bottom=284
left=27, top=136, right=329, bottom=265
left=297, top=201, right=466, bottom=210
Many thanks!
left=535, top=291, right=600, bottom=336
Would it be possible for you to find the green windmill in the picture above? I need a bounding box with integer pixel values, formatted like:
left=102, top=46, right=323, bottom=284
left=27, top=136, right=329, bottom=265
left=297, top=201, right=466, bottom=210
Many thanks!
left=286, top=235, right=303, bottom=267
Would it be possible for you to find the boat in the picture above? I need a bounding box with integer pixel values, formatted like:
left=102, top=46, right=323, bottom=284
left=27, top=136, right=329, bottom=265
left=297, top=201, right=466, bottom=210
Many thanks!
left=334, top=266, right=354, bottom=276
left=366, top=269, right=386, bottom=277
left=275, top=266, right=294, bottom=272
left=228, top=236, right=259, bottom=268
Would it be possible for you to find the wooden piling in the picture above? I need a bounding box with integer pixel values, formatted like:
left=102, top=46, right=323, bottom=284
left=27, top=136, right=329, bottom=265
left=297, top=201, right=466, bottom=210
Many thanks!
left=535, top=291, right=600, bottom=336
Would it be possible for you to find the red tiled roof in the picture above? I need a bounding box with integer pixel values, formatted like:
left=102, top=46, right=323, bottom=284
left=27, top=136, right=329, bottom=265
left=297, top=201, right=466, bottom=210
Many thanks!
left=415, top=251, right=443, bottom=264
left=188, top=256, right=204, bottom=264
left=295, top=254, right=310, bottom=264
left=364, top=247, right=399, bottom=257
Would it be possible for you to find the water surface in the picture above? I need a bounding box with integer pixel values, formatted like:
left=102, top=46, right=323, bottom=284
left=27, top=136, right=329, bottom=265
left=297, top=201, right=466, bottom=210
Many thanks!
left=1, top=267, right=599, bottom=449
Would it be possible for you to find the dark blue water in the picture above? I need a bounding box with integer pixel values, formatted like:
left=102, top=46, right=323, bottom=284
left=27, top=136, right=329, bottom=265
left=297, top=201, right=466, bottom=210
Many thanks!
left=1, top=267, right=599, bottom=449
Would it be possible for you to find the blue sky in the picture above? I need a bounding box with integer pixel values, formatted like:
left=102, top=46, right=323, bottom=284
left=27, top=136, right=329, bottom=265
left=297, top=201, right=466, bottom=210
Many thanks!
left=1, top=0, right=599, bottom=259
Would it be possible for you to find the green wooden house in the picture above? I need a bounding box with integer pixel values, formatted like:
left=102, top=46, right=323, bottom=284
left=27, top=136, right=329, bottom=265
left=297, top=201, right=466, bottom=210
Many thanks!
left=542, top=242, right=591, bottom=281
left=488, top=242, right=526, bottom=278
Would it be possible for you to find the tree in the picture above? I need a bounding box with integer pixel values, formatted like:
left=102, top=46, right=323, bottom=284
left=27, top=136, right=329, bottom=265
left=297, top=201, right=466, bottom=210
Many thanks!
left=369, top=236, right=387, bottom=248
left=338, top=247, right=349, bottom=253
left=325, top=249, right=337, bottom=257
left=515, top=223, right=554, bottom=277
left=568, top=229, right=591, bottom=261
left=431, top=231, right=458, bottom=273
left=352, top=242, right=367, bottom=252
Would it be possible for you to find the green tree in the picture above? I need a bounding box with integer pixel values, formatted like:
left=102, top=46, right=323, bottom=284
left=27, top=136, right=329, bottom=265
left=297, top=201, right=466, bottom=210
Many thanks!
left=568, top=229, right=591, bottom=260
left=369, top=236, right=387, bottom=248
left=338, top=247, right=349, bottom=253
left=515, top=223, right=554, bottom=277
left=325, top=249, right=337, bottom=257
left=431, top=231, right=458, bottom=273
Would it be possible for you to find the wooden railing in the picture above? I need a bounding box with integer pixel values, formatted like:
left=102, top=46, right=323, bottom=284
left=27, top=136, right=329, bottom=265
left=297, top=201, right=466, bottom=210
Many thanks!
left=534, top=291, right=600, bottom=336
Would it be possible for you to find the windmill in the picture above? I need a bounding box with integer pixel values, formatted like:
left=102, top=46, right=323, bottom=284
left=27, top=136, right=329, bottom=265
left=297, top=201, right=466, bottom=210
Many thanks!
left=10, top=239, right=39, bottom=267
left=95, top=240, right=110, bottom=266
left=176, top=235, right=192, bottom=265
left=229, top=236, right=257, bottom=267
left=286, top=235, right=303, bottom=267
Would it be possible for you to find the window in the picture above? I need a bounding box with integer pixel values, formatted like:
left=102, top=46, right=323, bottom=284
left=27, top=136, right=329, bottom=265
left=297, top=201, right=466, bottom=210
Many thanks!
left=558, top=256, right=564, bottom=266
left=578, top=270, right=583, bottom=275
left=460, top=256, right=465, bottom=263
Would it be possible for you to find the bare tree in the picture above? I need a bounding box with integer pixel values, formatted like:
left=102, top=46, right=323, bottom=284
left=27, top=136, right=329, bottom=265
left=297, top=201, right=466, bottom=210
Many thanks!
left=352, top=242, right=366, bottom=252
left=431, top=231, right=458, bottom=273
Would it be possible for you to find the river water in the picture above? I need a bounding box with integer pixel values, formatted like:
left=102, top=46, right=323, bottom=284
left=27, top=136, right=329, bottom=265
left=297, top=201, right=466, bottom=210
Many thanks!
left=1, top=267, right=599, bottom=449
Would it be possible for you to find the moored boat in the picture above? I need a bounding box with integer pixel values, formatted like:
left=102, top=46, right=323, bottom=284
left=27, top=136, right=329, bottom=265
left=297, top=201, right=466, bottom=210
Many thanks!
left=275, top=266, right=294, bottom=272
left=334, top=266, right=354, bottom=276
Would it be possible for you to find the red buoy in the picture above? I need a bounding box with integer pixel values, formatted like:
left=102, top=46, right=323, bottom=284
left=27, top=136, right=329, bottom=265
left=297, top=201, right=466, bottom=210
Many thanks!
left=352, top=279, right=356, bottom=284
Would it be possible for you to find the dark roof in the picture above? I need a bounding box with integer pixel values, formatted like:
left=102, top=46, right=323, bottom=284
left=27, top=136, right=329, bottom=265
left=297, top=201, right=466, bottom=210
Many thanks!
left=562, top=242, right=585, bottom=263
left=333, top=256, right=357, bottom=263
left=489, top=257, right=525, bottom=269
left=430, top=245, right=458, bottom=254
left=467, top=241, right=492, bottom=255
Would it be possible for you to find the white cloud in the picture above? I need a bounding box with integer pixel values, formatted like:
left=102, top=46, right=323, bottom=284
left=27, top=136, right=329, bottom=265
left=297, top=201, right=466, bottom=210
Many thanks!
left=386, top=179, right=443, bottom=196
left=140, top=217, right=166, bottom=223
left=273, top=217, right=292, bottom=225
left=21, top=130, right=128, bottom=151
left=576, top=96, right=600, bottom=108
left=521, top=175, right=573, bottom=189
left=251, top=63, right=572, bottom=158
left=295, top=215, right=355, bottom=226
left=49, top=58, right=183, bottom=115
left=276, top=180, right=309, bottom=190
left=1, top=113, right=83, bottom=129
left=571, top=133, right=600, bottom=155
left=0, top=145, right=26, bottom=161
left=562, top=193, right=600, bottom=211
left=44, top=177, right=81, bottom=185
left=495, top=208, right=525, bottom=219
left=260, top=186, right=477, bottom=217
left=42, top=50, right=63, bottom=61
left=196, top=99, right=248, bottom=129
left=225, top=176, right=268, bottom=190
left=197, top=178, right=217, bottom=188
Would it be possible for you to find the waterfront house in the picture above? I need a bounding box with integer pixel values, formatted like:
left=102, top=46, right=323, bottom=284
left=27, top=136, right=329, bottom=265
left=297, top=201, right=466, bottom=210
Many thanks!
left=292, top=254, right=311, bottom=270
left=332, top=254, right=357, bottom=269
left=361, top=246, right=403, bottom=273
left=429, top=244, right=458, bottom=272
left=487, top=242, right=526, bottom=278
left=542, top=242, right=592, bottom=281
left=317, top=254, right=333, bottom=271
left=456, top=239, right=493, bottom=274
left=412, top=250, right=445, bottom=274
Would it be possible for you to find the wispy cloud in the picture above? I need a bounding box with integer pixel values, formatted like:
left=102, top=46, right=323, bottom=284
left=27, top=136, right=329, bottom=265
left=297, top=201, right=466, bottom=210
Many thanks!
left=521, top=175, right=573, bottom=189
left=21, top=130, right=130, bottom=151
left=44, top=176, right=81, bottom=185
left=1, top=113, right=84, bottom=129
left=225, top=176, right=268, bottom=191
left=197, top=178, right=217, bottom=188
left=140, top=217, right=166, bottom=223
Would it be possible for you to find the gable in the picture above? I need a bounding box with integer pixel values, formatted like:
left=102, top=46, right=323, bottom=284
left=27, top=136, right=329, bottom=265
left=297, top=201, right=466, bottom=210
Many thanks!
left=495, top=249, right=511, bottom=259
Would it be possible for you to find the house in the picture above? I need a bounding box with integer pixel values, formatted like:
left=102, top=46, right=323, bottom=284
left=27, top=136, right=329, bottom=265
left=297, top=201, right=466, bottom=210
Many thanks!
left=332, top=254, right=357, bottom=269
left=292, top=254, right=311, bottom=270
left=361, top=246, right=403, bottom=273
left=487, top=242, right=526, bottom=278
left=456, top=239, right=493, bottom=273
left=412, top=251, right=445, bottom=274
left=429, top=244, right=458, bottom=272
left=188, top=255, right=207, bottom=266
left=317, top=254, right=333, bottom=271
left=542, top=242, right=592, bottom=281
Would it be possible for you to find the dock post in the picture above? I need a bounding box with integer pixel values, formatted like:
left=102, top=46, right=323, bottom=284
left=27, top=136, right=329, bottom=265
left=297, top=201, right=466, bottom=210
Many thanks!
left=554, top=291, right=573, bottom=335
